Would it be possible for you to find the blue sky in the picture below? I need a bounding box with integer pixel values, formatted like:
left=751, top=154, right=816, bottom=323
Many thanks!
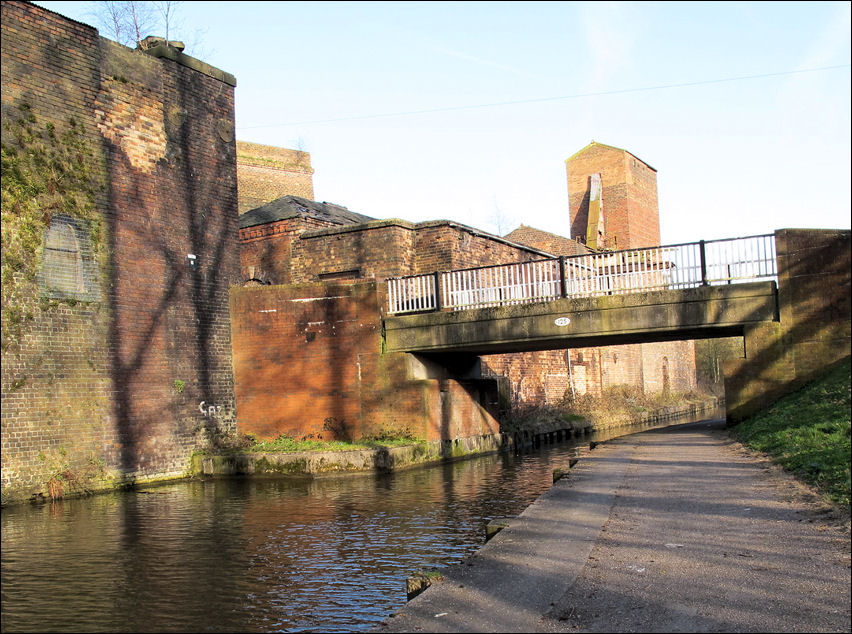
left=35, top=1, right=851, bottom=244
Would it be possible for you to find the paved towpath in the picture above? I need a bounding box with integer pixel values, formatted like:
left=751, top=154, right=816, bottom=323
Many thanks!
left=376, top=419, right=851, bottom=633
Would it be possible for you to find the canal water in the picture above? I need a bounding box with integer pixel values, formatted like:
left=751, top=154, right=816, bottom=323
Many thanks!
left=1, top=411, right=721, bottom=633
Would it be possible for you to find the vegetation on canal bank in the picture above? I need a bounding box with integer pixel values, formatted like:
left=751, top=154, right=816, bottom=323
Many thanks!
left=731, top=357, right=851, bottom=509
left=247, top=434, right=423, bottom=453
left=199, top=425, right=425, bottom=455
left=500, top=385, right=714, bottom=436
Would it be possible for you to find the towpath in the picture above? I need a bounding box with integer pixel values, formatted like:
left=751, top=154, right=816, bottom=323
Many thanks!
left=376, top=419, right=851, bottom=633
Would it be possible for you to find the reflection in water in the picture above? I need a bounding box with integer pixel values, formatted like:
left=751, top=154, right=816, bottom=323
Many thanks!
left=1, top=411, right=721, bottom=633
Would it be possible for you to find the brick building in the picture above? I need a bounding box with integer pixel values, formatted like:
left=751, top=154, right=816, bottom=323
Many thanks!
left=236, top=141, right=315, bottom=214
left=233, top=207, right=558, bottom=443
left=1, top=1, right=240, bottom=501
left=233, top=141, right=696, bottom=442
left=567, top=141, right=661, bottom=250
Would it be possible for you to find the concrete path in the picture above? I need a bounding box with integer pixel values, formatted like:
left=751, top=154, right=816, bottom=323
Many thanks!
left=376, top=419, right=851, bottom=633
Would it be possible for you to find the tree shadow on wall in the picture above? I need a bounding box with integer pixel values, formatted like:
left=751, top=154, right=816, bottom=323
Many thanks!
left=103, top=77, right=237, bottom=477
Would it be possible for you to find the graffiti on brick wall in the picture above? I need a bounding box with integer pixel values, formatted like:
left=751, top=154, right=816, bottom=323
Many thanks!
left=199, top=401, right=223, bottom=418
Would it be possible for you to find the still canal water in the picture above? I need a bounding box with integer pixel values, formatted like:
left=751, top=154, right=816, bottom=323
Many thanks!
left=1, top=413, right=720, bottom=633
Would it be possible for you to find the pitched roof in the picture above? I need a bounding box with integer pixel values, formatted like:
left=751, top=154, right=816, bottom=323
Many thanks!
left=566, top=141, right=656, bottom=172
left=504, top=225, right=591, bottom=257
left=239, top=195, right=374, bottom=229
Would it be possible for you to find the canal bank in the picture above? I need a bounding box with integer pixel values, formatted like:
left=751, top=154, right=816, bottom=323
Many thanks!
left=190, top=397, right=719, bottom=479
left=376, top=418, right=850, bottom=633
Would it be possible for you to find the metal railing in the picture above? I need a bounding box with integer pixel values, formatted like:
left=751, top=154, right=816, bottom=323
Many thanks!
left=387, top=233, right=777, bottom=314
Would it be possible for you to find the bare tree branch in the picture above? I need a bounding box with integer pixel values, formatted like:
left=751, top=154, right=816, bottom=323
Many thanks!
left=88, top=1, right=182, bottom=49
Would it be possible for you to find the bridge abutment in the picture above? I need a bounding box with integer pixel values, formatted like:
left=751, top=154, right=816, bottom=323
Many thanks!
left=229, top=282, right=500, bottom=444
left=724, top=229, right=850, bottom=423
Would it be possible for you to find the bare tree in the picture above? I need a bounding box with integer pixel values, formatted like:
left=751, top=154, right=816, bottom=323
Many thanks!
left=97, top=1, right=127, bottom=44
left=89, top=1, right=181, bottom=48
left=154, top=1, right=180, bottom=43
left=487, top=198, right=517, bottom=237
left=127, top=0, right=154, bottom=45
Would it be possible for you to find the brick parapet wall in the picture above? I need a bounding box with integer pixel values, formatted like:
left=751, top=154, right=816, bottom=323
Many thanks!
left=291, top=221, right=417, bottom=282
left=238, top=216, right=552, bottom=289
left=238, top=216, right=333, bottom=285
left=1, top=1, right=239, bottom=501
left=413, top=223, right=546, bottom=274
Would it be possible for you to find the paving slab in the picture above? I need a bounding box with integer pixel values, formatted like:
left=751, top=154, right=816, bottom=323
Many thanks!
left=375, top=419, right=850, bottom=633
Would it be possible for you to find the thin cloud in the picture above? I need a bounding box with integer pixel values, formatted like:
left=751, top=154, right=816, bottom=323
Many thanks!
left=426, top=43, right=548, bottom=80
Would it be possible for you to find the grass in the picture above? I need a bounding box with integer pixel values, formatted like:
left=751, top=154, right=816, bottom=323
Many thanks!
left=247, top=435, right=421, bottom=453
left=731, top=357, right=851, bottom=509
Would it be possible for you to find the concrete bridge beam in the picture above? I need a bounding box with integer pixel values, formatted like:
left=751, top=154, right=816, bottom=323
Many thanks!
left=384, top=282, right=779, bottom=355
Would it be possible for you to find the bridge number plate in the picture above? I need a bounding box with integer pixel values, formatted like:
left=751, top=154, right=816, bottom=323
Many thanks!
left=554, top=317, right=571, bottom=327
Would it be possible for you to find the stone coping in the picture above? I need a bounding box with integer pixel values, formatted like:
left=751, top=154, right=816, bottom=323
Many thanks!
left=143, top=45, right=236, bottom=86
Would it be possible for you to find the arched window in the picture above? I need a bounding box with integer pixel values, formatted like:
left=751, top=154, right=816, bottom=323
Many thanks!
left=39, top=215, right=99, bottom=301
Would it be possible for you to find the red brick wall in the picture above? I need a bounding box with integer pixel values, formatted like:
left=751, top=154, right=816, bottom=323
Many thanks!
left=236, top=140, right=314, bottom=214
left=640, top=341, right=697, bottom=394
left=625, top=155, right=661, bottom=248
left=230, top=282, right=499, bottom=442
left=238, top=216, right=332, bottom=285
left=566, top=142, right=660, bottom=249
left=238, top=217, right=549, bottom=289
left=1, top=1, right=239, bottom=500
left=413, top=223, right=543, bottom=274
left=292, top=221, right=417, bottom=282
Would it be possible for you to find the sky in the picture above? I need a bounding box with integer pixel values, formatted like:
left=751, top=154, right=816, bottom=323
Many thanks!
left=34, top=1, right=852, bottom=245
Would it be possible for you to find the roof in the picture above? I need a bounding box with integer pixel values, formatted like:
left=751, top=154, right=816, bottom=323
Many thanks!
left=566, top=141, right=657, bottom=172
left=504, top=225, right=591, bottom=257
left=239, top=195, right=375, bottom=229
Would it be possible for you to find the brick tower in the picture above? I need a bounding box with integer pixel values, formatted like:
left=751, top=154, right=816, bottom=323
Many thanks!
left=236, top=140, right=315, bottom=214
left=566, top=141, right=660, bottom=250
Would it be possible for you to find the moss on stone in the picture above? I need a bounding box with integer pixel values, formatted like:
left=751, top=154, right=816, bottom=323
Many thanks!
left=1, top=105, right=107, bottom=352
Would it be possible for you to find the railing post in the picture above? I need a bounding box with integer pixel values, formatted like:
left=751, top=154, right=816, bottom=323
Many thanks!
left=699, top=240, right=708, bottom=286
left=433, top=271, right=442, bottom=311
left=558, top=257, right=567, bottom=297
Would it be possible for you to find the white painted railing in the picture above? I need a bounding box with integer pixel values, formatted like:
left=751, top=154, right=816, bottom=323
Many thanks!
left=386, top=234, right=777, bottom=314
left=442, top=259, right=562, bottom=310
left=387, top=274, right=438, bottom=313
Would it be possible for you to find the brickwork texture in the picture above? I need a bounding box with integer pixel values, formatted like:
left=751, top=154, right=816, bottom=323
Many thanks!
left=231, top=282, right=500, bottom=443
left=236, top=140, right=314, bottom=214
left=233, top=194, right=697, bottom=441
left=567, top=142, right=661, bottom=250
left=1, top=1, right=240, bottom=501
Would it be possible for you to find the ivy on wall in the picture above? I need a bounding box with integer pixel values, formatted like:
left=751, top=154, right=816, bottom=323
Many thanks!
left=0, top=104, right=106, bottom=351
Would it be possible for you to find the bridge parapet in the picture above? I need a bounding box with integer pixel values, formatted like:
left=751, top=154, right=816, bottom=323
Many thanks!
left=387, top=234, right=777, bottom=315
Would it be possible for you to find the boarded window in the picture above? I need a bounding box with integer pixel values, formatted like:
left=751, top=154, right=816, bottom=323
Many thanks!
left=38, top=215, right=99, bottom=301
